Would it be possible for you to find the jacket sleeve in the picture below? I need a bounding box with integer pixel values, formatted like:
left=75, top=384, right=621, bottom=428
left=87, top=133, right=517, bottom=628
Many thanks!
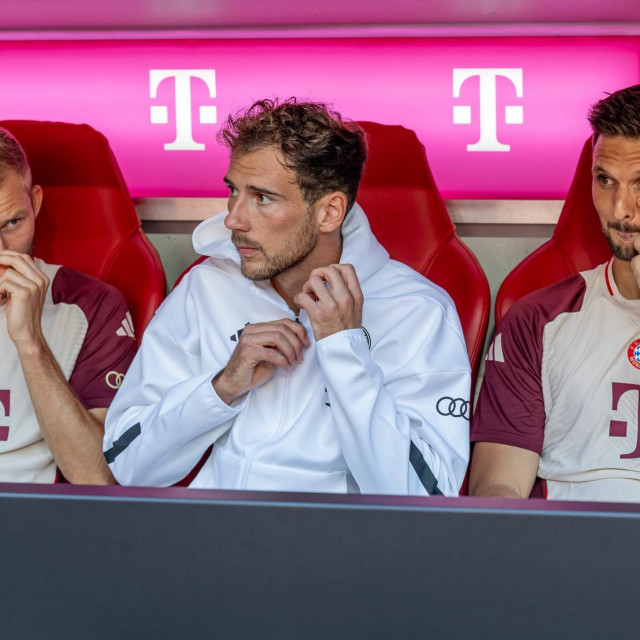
left=315, top=303, right=470, bottom=497
left=103, top=305, right=245, bottom=487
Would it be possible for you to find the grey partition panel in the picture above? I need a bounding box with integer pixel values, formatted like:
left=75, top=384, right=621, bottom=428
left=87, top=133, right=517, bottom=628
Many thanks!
left=1, top=484, right=639, bottom=639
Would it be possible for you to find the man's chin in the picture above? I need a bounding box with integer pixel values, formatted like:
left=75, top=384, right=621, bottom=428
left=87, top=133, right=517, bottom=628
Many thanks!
left=611, top=245, right=639, bottom=262
left=241, top=271, right=269, bottom=282
left=604, top=232, right=639, bottom=261
left=240, top=261, right=271, bottom=282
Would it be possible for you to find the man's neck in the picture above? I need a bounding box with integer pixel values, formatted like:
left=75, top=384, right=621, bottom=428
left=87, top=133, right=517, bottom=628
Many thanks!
left=271, top=236, right=343, bottom=313
left=612, top=257, right=640, bottom=300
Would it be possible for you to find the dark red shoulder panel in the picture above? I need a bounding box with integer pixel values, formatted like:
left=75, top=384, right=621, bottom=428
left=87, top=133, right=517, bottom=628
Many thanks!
left=51, top=267, right=136, bottom=409
left=471, top=273, right=587, bottom=454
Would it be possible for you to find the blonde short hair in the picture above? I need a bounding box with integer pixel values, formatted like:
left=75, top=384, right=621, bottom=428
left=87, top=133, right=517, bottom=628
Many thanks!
left=0, top=128, right=32, bottom=190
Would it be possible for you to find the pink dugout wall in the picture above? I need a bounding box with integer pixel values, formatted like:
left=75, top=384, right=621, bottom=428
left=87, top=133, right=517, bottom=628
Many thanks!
left=0, top=37, right=638, bottom=200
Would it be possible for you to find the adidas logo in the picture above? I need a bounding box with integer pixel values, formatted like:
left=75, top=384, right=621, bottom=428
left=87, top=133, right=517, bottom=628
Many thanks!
left=116, top=311, right=135, bottom=339
left=230, top=323, right=250, bottom=342
left=361, top=326, right=372, bottom=349
left=486, top=333, right=504, bottom=363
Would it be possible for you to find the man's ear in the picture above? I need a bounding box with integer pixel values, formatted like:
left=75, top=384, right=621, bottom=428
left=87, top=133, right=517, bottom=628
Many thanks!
left=30, top=184, right=43, bottom=219
left=316, top=192, right=348, bottom=233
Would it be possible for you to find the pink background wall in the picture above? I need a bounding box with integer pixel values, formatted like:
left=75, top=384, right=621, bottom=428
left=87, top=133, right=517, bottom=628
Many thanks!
left=0, top=37, right=638, bottom=199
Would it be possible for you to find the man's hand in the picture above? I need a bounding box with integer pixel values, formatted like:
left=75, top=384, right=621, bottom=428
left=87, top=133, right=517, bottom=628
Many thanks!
left=213, top=319, right=310, bottom=405
left=294, top=264, right=363, bottom=341
left=0, top=251, right=49, bottom=349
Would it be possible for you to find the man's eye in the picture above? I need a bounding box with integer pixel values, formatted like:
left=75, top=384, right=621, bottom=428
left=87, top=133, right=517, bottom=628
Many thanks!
left=227, top=186, right=238, bottom=197
left=4, top=219, right=19, bottom=228
left=257, top=194, right=273, bottom=205
left=597, top=175, right=612, bottom=186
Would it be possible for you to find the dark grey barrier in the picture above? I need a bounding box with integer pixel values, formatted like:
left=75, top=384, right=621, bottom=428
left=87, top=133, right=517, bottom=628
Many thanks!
left=1, top=483, right=639, bottom=639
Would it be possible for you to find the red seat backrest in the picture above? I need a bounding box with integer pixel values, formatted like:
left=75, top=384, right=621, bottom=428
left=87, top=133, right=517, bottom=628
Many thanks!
left=495, top=137, right=610, bottom=325
left=357, top=121, right=490, bottom=389
left=0, top=120, right=166, bottom=342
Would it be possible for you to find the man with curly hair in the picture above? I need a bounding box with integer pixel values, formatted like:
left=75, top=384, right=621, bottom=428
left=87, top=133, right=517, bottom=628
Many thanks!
left=104, top=98, right=470, bottom=495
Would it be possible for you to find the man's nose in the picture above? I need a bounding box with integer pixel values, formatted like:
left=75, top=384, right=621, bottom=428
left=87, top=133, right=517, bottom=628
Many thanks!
left=224, top=197, right=250, bottom=232
left=613, top=185, right=638, bottom=222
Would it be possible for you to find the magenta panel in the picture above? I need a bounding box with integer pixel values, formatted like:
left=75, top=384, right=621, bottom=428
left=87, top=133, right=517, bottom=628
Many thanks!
left=0, top=38, right=637, bottom=199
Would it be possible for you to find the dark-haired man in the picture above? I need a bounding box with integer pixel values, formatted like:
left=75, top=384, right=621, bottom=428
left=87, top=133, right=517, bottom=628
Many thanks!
left=0, top=128, right=136, bottom=484
left=104, top=99, right=470, bottom=495
left=470, top=84, right=640, bottom=502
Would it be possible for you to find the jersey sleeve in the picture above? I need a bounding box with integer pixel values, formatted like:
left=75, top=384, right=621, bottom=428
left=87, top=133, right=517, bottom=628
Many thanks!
left=53, top=268, right=137, bottom=410
left=471, top=275, right=587, bottom=455
left=471, top=304, right=546, bottom=454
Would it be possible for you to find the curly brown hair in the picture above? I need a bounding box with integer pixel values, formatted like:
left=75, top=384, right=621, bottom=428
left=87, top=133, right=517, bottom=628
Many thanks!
left=218, top=98, right=367, bottom=213
left=588, top=84, right=640, bottom=141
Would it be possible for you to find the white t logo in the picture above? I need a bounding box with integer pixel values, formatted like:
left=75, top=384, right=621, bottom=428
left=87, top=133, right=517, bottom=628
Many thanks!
left=453, top=68, right=524, bottom=152
left=149, top=70, right=217, bottom=151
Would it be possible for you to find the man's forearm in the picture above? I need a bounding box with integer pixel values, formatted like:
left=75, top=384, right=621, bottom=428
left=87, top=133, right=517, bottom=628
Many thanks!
left=105, top=365, right=240, bottom=486
left=17, top=337, right=115, bottom=485
left=468, top=442, right=540, bottom=499
left=468, top=480, right=527, bottom=498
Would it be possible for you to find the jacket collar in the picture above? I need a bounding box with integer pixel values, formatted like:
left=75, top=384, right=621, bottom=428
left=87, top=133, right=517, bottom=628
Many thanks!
left=191, top=202, right=389, bottom=283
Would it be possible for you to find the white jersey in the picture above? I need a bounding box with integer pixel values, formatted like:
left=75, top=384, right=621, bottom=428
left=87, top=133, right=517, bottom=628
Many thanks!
left=104, top=204, right=471, bottom=496
left=0, top=259, right=136, bottom=483
left=473, top=259, right=640, bottom=502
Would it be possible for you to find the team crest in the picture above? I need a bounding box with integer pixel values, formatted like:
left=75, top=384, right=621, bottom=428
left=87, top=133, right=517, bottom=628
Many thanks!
left=627, top=339, right=640, bottom=370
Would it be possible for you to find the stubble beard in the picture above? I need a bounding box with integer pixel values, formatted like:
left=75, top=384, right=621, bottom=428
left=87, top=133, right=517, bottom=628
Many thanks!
left=234, top=214, right=319, bottom=281
left=603, top=221, right=640, bottom=261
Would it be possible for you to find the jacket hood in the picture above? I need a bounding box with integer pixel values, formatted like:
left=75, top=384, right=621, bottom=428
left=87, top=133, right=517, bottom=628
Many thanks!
left=192, top=202, right=389, bottom=283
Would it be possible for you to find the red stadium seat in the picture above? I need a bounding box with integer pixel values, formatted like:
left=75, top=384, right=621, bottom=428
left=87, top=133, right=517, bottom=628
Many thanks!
left=357, top=121, right=490, bottom=389
left=494, top=137, right=609, bottom=325
left=0, top=120, right=166, bottom=342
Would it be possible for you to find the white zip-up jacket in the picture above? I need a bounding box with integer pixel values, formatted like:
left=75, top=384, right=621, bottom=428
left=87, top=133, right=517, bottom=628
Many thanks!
left=104, top=204, right=470, bottom=495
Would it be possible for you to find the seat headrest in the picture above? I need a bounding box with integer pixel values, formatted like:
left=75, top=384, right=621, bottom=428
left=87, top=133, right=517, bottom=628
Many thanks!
left=0, top=120, right=141, bottom=277
left=553, top=136, right=610, bottom=271
left=0, top=120, right=129, bottom=189
left=356, top=121, right=454, bottom=275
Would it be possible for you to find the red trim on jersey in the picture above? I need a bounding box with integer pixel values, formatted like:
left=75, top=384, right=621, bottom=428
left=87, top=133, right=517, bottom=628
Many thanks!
left=604, top=259, right=614, bottom=296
